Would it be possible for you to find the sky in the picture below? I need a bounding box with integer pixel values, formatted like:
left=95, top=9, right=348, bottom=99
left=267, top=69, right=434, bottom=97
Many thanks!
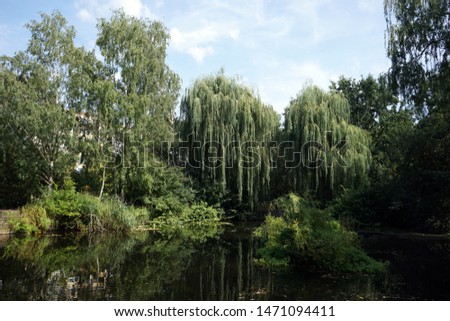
left=0, top=0, right=391, bottom=114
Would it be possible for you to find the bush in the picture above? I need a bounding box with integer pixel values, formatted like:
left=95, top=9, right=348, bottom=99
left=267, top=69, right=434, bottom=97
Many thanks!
left=9, top=204, right=53, bottom=236
left=184, top=202, right=221, bottom=222
left=149, top=200, right=223, bottom=243
left=9, top=219, right=39, bottom=237
left=151, top=201, right=221, bottom=227
left=22, top=204, right=53, bottom=232
left=255, top=194, right=385, bottom=273
left=41, top=177, right=83, bottom=230
left=39, top=177, right=143, bottom=232
left=96, top=197, right=145, bottom=232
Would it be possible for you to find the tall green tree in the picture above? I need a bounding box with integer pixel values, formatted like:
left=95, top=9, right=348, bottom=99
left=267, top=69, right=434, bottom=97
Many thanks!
left=385, top=0, right=450, bottom=231
left=95, top=10, right=181, bottom=202
left=284, top=86, right=371, bottom=200
left=330, top=74, right=415, bottom=180
left=180, top=71, right=280, bottom=209
left=96, top=9, right=180, bottom=142
left=65, top=46, right=119, bottom=198
left=330, top=74, right=398, bottom=131
left=0, top=12, right=78, bottom=195
left=385, top=0, right=450, bottom=115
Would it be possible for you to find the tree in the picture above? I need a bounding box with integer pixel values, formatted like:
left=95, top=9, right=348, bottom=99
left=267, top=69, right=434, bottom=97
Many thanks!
left=330, top=74, right=414, bottom=181
left=0, top=65, right=43, bottom=206
left=385, top=0, right=450, bottom=231
left=0, top=12, right=78, bottom=193
left=330, top=74, right=398, bottom=131
left=96, top=9, right=180, bottom=142
left=96, top=10, right=181, bottom=201
left=180, top=71, right=280, bottom=209
left=385, top=0, right=450, bottom=115
left=284, top=86, right=371, bottom=200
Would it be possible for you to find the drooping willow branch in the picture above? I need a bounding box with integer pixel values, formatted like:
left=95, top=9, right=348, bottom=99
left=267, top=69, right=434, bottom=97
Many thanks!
left=180, top=72, right=279, bottom=209
left=284, top=86, right=371, bottom=199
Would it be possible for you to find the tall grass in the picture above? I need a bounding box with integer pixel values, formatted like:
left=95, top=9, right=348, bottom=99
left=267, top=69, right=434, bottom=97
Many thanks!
left=10, top=177, right=146, bottom=234
left=9, top=204, right=53, bottom=236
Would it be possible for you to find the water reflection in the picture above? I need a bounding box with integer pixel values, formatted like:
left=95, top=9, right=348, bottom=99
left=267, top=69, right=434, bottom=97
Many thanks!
left=0, top=225, right=449, bottom=300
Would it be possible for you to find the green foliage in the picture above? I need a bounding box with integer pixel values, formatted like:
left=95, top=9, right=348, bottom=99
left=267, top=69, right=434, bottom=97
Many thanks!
left=400, top=108, right=450, bottom=232
left=180, top=71, right=280, bottom=209
left=1, top=7, right=448, bottom=241
left=8, top=204, right=52, bottom=236
left=148, top=199, right=223, bottom=244
left=151, top=201, right=221, bottom=227
left=38, top=177, right=143, bottom=232
left=385, top=0, right=450, bottom=115
left=0, top=10, right=183, bottom=210
left=330, top=74, right=398, bottom=131
left=370, top=108, right=415, bottom=180
left=22, top=204, right=53, bottom=232
left=284, top=86, right=372, bottom=200
left=330, top=74, right=416, bottom=182
left=97, top=10, right=180, bottom=141
left=193, top=178, right=232, bottom=209
left=185, top=202, right=222, bottom=222
left=41, top=177, right=83, bottom=230
left=78, top=194, right=145, bottom=233
left=255, top=194, right=385, bottom=273
left=382, top=0, right=450, bottom=232
left=8, top=219, right=38, bottom=237
left=0, top=12, right=79, bottom=192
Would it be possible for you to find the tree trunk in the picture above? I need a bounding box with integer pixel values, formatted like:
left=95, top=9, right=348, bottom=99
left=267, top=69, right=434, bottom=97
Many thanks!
left=99, top=165, right=106, bottom=199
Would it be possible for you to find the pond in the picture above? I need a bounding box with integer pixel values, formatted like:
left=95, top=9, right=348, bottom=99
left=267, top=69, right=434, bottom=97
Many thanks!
left=0, top=224, right=449, bottom=300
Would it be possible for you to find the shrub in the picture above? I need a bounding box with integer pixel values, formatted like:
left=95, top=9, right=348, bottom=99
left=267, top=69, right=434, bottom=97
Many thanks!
left=39, top=177, right=143, bottom=233
left=98, top=197, right=145, bottom=232
left=42, top=177, right=83, bottom=230
left=21, top=204, right=53, bottom=232
left=9, top=204, right=53, bottom=236
left=255, top=193, right=385, bottom=273
left=8, top=219, right=39, bottom=237
left=149, top=200, right=223, bottom=243
left=184, top=202, right=221, bottom=222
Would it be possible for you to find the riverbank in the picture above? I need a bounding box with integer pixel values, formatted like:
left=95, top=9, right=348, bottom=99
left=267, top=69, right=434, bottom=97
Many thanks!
left=358, top=228, right=450, bottom=239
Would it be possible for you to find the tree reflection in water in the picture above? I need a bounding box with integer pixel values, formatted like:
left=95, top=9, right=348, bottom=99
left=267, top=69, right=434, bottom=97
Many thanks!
left=1, top=225, right=449, bottom=300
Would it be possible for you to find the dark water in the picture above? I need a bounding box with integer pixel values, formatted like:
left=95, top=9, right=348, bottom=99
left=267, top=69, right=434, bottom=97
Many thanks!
left=0, top=224, right=449, bottom=300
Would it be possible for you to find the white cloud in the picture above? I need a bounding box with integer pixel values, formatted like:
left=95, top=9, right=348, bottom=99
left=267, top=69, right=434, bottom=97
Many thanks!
left=77, top=8, right=93, bottom=22
left=229, top=29, right=240, bottom=40
left=170, top=23, right=239, bottom=63
left=68, top=0, right=388, bottom=111
left=287, top=0, right=334, bottom=44
left=358, top=0, right=379, bottom=13
left=257, top=60, right=338, bottom=113
left=165, top=0, right=294, bottom=63
left=75, top=0, right=155, bottom=22
left=187, top=46, right=215, bottom=64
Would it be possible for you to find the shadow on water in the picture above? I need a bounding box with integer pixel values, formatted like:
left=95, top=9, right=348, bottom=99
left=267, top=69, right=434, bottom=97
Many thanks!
left=0, top=224, right=449, bottom=300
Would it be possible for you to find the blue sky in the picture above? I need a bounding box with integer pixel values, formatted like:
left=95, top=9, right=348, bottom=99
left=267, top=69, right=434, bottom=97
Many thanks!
left=0, top=0, right=390, bottom=114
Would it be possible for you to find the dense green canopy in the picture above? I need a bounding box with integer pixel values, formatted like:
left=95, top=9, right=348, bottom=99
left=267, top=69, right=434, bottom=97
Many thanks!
left=180, top=72, right=280, bottom=209
left=284, top=86, right=371, bottom=199
left=384, top=0, right=450, bottom=115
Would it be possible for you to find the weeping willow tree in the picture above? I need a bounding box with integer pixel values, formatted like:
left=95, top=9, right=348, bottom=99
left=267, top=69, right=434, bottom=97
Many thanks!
left=284, top=86, right=371, bottom=200
left=180, top=71, right=280, bottom=209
